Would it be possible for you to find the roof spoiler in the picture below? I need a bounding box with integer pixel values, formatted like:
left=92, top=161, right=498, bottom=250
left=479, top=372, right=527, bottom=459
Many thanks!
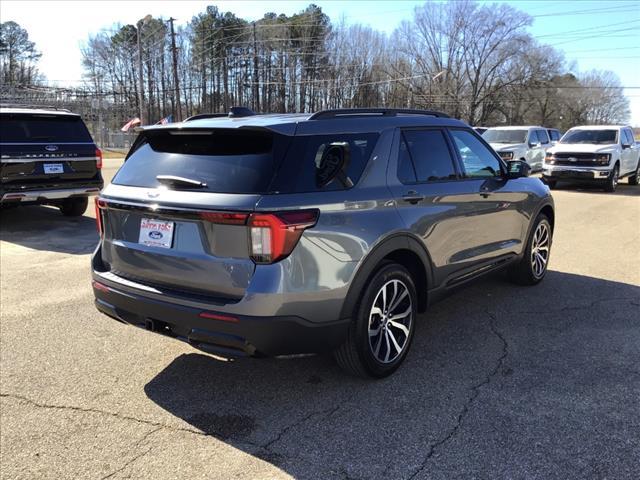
left=184, top=106, right=256, bottom=122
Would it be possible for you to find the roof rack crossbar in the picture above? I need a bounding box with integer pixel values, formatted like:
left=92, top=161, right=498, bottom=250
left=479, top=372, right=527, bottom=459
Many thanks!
left=308, top=108, right=450, bottom=120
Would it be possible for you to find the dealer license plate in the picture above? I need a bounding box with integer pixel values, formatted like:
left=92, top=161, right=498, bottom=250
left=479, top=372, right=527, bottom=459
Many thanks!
left=43, top=163, right=64, bottom=174
left=138, top=218, right=175, bottom=249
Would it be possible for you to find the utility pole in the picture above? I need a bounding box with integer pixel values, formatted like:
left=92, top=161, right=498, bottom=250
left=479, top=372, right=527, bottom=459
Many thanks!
left=252, top=22, right=259, bottom=111
left=168, top=17, right=182, bottom=121
left=136, top=15, right=152, bottom=125
left=136, top=21, right=145, bottom=125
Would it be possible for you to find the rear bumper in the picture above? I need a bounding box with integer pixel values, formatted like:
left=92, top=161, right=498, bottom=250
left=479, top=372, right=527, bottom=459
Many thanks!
left=1, top=184, right=102, bottom=203
left=92, top=278, right=350, bottom=358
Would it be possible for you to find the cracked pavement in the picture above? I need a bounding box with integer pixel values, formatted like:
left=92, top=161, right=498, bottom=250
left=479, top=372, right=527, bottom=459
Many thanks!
left=1, top=159, right=639, bottom=479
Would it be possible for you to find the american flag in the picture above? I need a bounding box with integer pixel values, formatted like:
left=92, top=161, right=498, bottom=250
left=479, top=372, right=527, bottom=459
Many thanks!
left=157, top=115, right=173, bottom=125
left=120, top=117, right=141, bottom=132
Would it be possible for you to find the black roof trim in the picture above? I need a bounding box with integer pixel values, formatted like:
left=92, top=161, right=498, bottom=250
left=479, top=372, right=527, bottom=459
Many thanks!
left=309, top=108, right=450, bottom=120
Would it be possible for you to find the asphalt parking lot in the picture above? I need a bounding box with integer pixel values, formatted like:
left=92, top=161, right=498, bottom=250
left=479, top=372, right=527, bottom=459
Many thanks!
left=1, top=158, right=639, bottom=480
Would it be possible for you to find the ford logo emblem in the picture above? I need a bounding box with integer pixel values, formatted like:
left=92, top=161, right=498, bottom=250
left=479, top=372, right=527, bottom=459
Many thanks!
left=148, top=231, right=163, bottom=239
left=568, top=157, right=577, bottom=162
left=45, top=145, right=58, bottom=152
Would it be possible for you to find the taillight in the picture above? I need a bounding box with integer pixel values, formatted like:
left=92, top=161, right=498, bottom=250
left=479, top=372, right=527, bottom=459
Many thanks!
left=248, top=210, right=318, bottom=264
left=199, top=212, right=248, bottom=225
left=95, top=197, right=106, bottom=236
left=95, top=148, right=103, bottom=169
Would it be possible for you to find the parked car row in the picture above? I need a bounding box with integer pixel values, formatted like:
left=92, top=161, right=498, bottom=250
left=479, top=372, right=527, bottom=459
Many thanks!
left=478, top=124, right=639, bottom=192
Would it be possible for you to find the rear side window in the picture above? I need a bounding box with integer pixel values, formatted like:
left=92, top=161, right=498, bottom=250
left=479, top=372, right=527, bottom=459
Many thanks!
left=0, top=113, right=93, bottom=143
left=114, top=129, right=289, bottom=194
left=536, top=130, right=550, bottom=144
left=623, top=129, right=634, bottom=145
left=548, top=130, right=560, bottom=142
left=272, top=133, right=379, bottom=193
left=398, top=129, right=456, bottom=183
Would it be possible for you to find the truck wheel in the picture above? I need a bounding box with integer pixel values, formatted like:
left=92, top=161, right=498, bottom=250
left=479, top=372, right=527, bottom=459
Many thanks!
left=334, top=262, right=417, bottom=378
left=604, top=165, right=619, bottom=192
left=508, top=214, right=552, bottom=286
left=60, top=197, right=88, bottom=217
left=629, top=162, right=640, bottom=185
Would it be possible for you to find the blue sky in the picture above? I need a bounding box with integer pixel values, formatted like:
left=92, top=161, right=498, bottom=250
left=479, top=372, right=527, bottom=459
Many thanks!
left=3, top=0, right=639, bottom=124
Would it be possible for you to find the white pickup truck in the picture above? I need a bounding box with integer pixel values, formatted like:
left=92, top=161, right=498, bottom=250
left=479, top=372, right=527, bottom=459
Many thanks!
left=542, top=125, right=640, bottom=192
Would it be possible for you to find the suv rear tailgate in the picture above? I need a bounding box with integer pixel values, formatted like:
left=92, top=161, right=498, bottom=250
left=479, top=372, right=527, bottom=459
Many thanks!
left=99, top=192, right=259, bottom=300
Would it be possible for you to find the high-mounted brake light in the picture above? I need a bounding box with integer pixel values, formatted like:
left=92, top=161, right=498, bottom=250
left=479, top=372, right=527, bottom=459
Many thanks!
left=94, top=197, right=106, bottom=236
left=248, top=210, right=318, bottom=264
left=95, top=148, right=103, bottom=169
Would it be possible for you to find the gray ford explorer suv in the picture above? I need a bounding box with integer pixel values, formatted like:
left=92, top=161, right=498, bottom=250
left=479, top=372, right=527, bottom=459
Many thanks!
left=92, top=108, right=554, bottom=378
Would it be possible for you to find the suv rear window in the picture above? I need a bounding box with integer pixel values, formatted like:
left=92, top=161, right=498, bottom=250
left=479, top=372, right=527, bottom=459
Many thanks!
left=0, top=113, right=93, bottom=143
left=114, top=129, right=379, bottom=194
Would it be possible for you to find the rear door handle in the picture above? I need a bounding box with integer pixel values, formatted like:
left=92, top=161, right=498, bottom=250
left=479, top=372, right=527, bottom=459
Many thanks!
left=402, top=191, right=424, bottom=204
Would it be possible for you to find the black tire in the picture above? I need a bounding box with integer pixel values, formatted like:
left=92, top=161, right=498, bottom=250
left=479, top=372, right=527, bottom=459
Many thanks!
left=334, top=262, right=417, bottom=378
left=604, top=165, right=619, bottom=192
left=629, top=161, right=640, bottom=185
left=508, top=214, right=552, bottom=286
left=59, top=197, right=88, bottom=217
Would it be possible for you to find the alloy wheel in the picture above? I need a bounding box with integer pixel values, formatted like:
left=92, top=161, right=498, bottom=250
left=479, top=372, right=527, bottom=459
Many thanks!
left=368, top=279, right=413, bottom=364
left=531, top=222, right=550, bottom=278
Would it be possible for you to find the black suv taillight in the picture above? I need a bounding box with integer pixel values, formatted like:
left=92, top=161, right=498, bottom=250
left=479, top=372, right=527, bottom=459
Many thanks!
left=248, top=210, right=318, bottom=264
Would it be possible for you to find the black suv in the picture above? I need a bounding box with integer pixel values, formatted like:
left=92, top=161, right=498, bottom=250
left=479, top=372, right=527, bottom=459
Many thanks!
left=0, top=106, right=103, bottom=216
left=92, top=108, right=554, bottom=378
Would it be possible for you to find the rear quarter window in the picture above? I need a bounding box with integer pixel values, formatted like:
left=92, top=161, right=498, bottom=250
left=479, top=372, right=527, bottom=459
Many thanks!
left=272, top=133, right=379, bottom=193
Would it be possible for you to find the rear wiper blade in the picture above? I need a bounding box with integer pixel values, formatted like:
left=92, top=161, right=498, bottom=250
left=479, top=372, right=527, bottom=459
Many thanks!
left=156, top=175, right=207, bottom=189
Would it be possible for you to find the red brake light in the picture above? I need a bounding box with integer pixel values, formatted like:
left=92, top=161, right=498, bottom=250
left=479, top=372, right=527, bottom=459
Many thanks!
left=95, top=197, right=105, bottom=236
left=198, top=311, right=239, bottom=323
left=95, top=148, right=103, bottom=169
left=248, top=210, right=318, bottom=264
left=199, top=212, right=248, bottom=225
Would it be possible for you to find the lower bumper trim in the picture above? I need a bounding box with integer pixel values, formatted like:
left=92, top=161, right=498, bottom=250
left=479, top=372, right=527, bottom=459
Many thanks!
left=93, top=282, right=350, bottom=358
left=1, top=186, right=101, bottom=203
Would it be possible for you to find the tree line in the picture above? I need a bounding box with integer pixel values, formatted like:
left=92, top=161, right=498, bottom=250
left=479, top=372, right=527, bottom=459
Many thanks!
left=0, top=1, right=631, bottom=133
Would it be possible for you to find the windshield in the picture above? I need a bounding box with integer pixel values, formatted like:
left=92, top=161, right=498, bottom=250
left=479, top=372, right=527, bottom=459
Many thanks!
left=559, top=129, right=618, bottom=145
left=482, top=129, right=527, bottom=144
left=0, top=113, right=93, bottom=143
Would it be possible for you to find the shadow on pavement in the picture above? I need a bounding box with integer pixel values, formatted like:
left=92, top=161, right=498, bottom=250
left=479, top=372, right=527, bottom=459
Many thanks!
left=144, top=270, right=640, bottom=479
left=552, top=181, right=640, bottom=197
left=0, top=204, right=98, bottom=255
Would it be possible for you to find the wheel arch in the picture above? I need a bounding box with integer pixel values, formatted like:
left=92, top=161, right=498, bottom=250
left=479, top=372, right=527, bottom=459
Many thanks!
left=339, top=234, right=433, bottom=319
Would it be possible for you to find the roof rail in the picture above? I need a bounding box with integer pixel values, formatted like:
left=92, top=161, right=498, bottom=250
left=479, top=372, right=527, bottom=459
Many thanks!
left=308, top=108, right=450, bottom=120
left=184, top=106, right=257, bottom=122
left=0, top=103, right=72, bottom=113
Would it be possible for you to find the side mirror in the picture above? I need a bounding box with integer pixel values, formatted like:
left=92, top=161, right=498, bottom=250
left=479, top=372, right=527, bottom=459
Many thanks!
left=315, top=142, right=352, bottom=188
left=506, top=160, right=531, bottom=179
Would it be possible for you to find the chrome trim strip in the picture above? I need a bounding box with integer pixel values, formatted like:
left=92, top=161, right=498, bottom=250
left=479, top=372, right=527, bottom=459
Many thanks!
left=1, top=156, right=98, bottom=163
left=1, top=187, right=101, bottom=202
